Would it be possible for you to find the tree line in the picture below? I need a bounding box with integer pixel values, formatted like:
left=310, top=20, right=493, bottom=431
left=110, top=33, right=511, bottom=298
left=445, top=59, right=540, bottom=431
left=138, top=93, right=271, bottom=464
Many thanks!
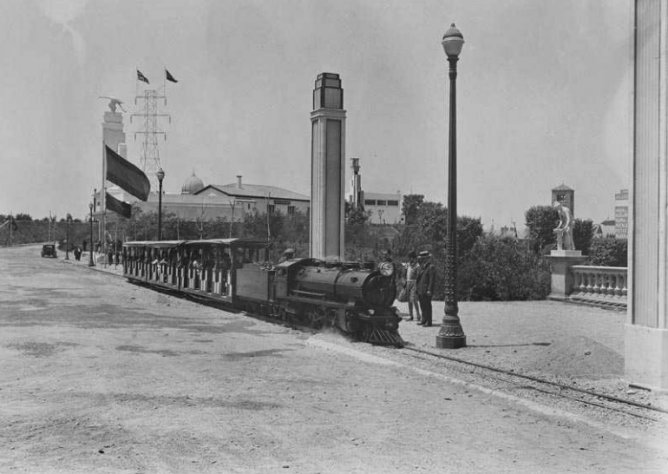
left=3, top=197, right=626, bottom=301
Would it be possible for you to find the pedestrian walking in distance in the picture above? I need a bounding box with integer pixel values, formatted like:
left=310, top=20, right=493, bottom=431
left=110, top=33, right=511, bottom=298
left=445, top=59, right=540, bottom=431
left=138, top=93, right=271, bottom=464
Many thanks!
left=415, top=251, right=434, bottom=327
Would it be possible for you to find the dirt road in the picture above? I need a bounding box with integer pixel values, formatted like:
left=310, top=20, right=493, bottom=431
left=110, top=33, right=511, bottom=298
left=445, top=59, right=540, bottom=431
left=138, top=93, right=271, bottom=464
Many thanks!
left=0, top=245, right=666, bottom=473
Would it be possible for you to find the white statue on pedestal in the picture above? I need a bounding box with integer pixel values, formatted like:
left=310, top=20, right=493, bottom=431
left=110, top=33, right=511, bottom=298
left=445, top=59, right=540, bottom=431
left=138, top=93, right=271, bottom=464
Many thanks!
left=553, top=201, right=574, bottom=251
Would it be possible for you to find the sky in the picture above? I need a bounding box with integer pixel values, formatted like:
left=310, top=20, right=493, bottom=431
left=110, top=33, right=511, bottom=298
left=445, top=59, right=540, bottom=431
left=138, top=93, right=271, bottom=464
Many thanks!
left=0, top=0, right=632, bottom=229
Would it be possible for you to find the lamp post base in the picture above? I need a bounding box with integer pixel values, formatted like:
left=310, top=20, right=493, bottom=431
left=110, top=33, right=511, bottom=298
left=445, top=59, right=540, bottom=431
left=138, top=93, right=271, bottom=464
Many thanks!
left=436, top=333, right=466, bottom=349
left=436, top=316, right=467, bottom=349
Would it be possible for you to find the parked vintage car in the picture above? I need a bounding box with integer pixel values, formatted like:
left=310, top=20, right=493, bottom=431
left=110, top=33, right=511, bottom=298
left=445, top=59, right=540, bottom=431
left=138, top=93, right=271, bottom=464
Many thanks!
left=41, top=244, right=57, bottom=258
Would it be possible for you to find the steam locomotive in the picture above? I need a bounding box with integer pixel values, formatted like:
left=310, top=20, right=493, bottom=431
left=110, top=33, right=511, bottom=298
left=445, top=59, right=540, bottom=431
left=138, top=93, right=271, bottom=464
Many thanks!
left=122, top=239, right=404, bottom=347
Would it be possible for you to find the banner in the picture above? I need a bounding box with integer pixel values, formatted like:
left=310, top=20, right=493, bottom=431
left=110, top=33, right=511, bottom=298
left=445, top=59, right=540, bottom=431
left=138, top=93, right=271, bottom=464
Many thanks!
left=137, top=69, right=150, bottom=84
left=165, top=69, right=178, bottom=83
left=105, top=192, right=132, bottom=218
left=105, top=145, right=150, bottom=201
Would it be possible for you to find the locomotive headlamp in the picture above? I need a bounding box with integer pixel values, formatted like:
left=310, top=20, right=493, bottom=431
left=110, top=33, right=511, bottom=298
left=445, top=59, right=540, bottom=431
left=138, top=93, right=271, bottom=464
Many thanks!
left=378, top=261, right=395, bottom=277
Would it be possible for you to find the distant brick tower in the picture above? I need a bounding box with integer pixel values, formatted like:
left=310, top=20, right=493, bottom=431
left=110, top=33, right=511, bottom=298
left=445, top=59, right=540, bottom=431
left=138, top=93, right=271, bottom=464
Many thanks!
left=552, top=184, right=575, bottom=216
left=310, top=73, right=346, bottom=260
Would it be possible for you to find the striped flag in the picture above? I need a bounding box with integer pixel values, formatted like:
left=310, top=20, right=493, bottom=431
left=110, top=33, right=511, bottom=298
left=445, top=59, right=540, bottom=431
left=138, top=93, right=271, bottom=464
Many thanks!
left=137, top=69, right=150, bottom=84
left=105, top=145, right=150, bottom=201
left=105, top=192, right=132, bottom=218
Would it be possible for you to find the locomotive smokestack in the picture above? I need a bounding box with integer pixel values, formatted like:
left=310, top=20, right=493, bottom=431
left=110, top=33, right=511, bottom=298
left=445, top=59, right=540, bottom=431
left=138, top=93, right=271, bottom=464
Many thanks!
left=310, top=72, right=346, bottom=261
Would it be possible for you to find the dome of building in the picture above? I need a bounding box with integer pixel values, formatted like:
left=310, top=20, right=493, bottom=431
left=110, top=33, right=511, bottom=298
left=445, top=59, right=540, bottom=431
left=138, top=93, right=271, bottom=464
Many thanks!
left=181, top=172, right=204, bottom=194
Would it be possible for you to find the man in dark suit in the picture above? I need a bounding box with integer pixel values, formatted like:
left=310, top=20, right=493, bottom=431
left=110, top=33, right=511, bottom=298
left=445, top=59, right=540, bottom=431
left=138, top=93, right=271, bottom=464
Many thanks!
left=415, top=251, right=435, bottom=327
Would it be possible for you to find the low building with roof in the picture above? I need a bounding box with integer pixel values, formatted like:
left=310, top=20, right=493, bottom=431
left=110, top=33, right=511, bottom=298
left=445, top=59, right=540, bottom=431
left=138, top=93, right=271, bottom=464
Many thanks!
left=593, top=219, right=616, bottom=238
left=101, top=173, right=309, bottom=223
left=194, top=175, right=310, bottom=217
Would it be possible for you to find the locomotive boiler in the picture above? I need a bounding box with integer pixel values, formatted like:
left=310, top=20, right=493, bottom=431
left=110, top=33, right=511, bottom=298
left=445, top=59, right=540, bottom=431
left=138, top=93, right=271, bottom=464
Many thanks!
left=274, top=258, right=402, bottom=345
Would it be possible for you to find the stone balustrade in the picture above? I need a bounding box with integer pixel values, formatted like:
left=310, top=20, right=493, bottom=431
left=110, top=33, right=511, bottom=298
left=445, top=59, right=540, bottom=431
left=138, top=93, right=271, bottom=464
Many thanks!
left=569, top=265, right=627, bottom=309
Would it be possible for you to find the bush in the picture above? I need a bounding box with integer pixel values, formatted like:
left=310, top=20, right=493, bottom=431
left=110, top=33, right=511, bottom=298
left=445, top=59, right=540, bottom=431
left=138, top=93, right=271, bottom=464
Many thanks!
left=588, top=237, right=628, bottom=267
left=572, top=218, right=594, bottom=255
left=458, top=234, right=551, bottom=301
left=525, top=205, right=558, bottom=253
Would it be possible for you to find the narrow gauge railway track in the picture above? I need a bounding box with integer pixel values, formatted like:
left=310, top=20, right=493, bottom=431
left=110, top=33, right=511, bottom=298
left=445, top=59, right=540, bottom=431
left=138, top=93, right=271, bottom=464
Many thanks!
left=132, top=279, right=663, bottom=422
left=402, top=346, right=668, bottom=422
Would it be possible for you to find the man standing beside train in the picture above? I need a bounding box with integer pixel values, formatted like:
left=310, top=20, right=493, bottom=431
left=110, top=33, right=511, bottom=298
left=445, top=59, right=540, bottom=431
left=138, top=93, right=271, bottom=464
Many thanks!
left=415, top=251, right=435, bottom=327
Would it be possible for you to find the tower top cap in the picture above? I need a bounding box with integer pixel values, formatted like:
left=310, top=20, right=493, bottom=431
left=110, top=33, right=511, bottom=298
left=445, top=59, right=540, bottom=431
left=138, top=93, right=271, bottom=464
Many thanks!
left=313, top=72, right=343, bottom=110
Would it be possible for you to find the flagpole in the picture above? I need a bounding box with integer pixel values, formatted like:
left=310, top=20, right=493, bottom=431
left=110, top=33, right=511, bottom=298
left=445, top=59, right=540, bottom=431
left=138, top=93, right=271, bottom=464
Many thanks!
left=102, top=140, right=107, bottom=267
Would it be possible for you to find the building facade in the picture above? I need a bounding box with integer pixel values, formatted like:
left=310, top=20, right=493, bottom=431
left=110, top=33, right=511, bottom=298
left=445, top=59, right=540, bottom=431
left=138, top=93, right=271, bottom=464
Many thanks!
left=614, top=189, right=629, bottom=238
left=363, top=192, right=403, bottom=224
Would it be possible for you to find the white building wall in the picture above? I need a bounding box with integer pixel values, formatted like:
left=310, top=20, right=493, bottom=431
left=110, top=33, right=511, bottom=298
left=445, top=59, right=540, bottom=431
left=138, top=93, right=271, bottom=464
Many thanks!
left=363, top=192, right=403, bottom=224
left=626, top=0, right=668, bottom=390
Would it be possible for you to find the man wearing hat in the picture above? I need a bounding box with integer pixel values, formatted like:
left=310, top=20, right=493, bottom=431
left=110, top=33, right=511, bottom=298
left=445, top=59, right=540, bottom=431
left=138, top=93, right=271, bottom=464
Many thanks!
left=415, top=251, right=435, bottom=327
left=279, top=248, right=295, bottom=263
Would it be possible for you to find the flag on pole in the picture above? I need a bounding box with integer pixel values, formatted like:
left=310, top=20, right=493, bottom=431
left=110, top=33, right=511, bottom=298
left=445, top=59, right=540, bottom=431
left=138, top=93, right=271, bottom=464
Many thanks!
left=105, top=192, right=132, bottom=219
left=137, top=69, right=150, bottom=84
left=105, top=145, right=151, bottom=201
left=165, top=69, right=178, bottom=83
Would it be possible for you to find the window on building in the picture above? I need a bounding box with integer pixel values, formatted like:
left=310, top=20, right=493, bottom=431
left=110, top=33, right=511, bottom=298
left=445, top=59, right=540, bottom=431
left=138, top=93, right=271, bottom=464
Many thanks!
left=365, top=200, right=376, bottom=206
left=288, top=206, right=295, bottom=216
left=388, top=200, right=399, bottom=206
left=268, top=204, right=275, bottom=215
left=377, top=200, right=387, bottom=206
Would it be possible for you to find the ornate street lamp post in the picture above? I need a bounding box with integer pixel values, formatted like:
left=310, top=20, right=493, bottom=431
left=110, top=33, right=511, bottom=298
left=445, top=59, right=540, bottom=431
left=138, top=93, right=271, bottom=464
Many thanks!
left=157, top=168, right=165, bottom=240
left=436, top=23, right=467, bottom=349
left=65, top=214, right=71, bottom=260
left=88, top=203, right=95, bottom=267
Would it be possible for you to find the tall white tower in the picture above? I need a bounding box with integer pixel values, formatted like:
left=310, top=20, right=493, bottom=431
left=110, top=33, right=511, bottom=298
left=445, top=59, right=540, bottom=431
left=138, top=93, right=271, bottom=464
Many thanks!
left=100, top=105, right=127, bottom=229
left=310, top=73, right=346, bottom=260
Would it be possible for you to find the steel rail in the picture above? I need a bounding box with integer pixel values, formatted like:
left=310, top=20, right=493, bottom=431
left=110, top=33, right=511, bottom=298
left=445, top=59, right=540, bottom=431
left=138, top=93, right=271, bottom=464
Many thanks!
left=403, top=346, right=668, bottom=416
left=516, top=384, right=657, bottom=421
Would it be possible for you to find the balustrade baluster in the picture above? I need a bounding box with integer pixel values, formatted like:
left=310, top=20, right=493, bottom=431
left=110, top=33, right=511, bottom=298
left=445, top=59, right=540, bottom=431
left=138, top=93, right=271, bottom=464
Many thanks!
left=585, top=271, right=594, bottom=295
left=621, top=274, right=628, bottom=298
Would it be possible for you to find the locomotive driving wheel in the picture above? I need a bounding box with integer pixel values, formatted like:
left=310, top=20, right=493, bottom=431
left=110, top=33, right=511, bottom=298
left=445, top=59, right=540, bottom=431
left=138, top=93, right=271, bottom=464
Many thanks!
left=305, top=307, right=326, bottom=329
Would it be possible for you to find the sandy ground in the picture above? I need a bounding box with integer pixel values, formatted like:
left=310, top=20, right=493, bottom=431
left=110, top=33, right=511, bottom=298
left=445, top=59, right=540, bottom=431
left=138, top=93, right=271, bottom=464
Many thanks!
left=1, top=245, right=667, bottom=473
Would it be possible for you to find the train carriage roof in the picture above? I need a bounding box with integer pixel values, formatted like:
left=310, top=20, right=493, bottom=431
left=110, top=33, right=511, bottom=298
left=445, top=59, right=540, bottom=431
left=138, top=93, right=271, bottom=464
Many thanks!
left=123, top=238, right=271, bottom=249
left=181, top=238, right=271, bottom=249
left=123, top=240, right=186, bottom=248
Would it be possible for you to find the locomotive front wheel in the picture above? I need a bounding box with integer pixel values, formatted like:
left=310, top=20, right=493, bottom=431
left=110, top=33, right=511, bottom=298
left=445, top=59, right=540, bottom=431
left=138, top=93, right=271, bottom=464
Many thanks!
left=306, top=308, right=325, bottom=330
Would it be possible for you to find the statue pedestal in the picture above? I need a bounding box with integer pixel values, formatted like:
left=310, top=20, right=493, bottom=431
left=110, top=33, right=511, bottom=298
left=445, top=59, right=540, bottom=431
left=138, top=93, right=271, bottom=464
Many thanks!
left=545, top=250, right=586, bottom=301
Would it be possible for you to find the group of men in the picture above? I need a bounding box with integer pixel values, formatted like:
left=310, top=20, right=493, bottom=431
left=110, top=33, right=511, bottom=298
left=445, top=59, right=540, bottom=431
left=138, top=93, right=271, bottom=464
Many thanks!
left=381, top=249, right=435, bottom=327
